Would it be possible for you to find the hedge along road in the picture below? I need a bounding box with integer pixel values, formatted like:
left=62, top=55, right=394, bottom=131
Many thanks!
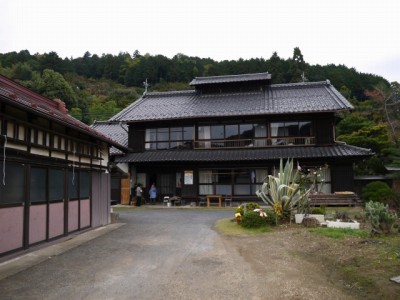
left=0, top=209, right=353, bottom=300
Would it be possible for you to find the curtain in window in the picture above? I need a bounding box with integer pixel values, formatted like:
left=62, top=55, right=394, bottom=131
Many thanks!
left=198, top=126, right=211, bottom=148
left=199, top=170, right=213, bottom=195
left=318, top=167, right=331, bottom=193
left=255, top=169, right=268, bottom=183
left=270, top=123, right=279, bottom=145
left=254, top=124, right=267, bottom=146
left=145, top=129, right=151, bottom=149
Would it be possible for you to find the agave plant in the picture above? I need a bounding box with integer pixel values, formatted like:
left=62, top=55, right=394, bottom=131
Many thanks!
left=256, top=158, right=313, bottom=221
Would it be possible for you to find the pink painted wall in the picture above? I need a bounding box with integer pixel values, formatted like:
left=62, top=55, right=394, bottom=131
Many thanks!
left=49, top=202, right=64, bottom=238
left=0, top=207, right=24, bottom=254
left=29, top=204, right=47, bottom=244
left=68, top=201, right=79, bottom=232
left=80, top=199, right=90, bottom=228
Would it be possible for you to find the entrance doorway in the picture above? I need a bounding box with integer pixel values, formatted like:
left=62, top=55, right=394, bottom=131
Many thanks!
left=158, top=174, right=175, bottom=197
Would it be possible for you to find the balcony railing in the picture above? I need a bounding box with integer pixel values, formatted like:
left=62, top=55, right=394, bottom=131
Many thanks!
left=194, top=137, right=315, bottom=149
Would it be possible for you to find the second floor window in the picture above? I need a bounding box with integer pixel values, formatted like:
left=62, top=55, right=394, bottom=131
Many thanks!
left=145, top=126, right=193, bottom=150
left=198, top=123, right=268, bottom=148
left=270, top=121, right=312, bottom=145
left=144, top=121, right=314, bottom=150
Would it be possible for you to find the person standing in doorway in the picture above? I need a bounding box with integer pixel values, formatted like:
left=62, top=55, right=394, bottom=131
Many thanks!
left=136, top=184, right=143, bottom=207
left=149, top=183, right=157, bottom=205
left=130, top=184, right=137, bottom=206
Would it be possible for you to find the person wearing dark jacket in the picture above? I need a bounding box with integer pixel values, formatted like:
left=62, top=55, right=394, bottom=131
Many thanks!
left=136, top=184, right=143, bottom=206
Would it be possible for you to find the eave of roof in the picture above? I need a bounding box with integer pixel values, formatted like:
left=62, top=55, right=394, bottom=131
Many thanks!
left=0, top=75, right=128, bottom=152
left=190, top=72, right=272, bottom=86
left=91, top=121, right=129, bottom=155
left=115, top=144, right=373, bottom=164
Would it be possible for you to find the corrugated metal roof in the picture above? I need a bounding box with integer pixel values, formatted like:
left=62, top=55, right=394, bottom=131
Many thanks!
left=111, top=80, right=353, bottom=123
left=115, top=144, right=373, bottom=163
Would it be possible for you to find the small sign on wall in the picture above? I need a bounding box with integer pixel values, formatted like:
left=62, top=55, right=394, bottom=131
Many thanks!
left=184, top=170, right=193, bottom=185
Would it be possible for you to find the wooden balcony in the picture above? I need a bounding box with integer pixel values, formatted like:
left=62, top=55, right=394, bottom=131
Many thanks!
left=194, top=137, right=315, bottom=149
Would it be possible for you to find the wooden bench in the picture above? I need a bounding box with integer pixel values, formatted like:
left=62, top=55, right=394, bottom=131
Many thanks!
left=309, top=193, right=360, bottom=206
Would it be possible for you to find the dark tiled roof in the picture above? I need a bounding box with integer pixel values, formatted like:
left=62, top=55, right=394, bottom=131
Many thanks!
left=115, top=144, right=373, bottom=163
left=0, top=75, right=127, bottom=151
left=91, top=121, right=128, bottom=155
left=111, top=80, right=353, bottom=122
left=189, top=72, right=271, bottom=86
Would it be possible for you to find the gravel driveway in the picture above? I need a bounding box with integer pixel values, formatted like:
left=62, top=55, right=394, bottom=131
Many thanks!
left=0, top=209, right=355, bottom=300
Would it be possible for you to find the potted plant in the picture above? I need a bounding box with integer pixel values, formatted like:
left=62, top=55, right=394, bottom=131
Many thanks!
left=294, top=197, right=310, bottom=224
left=326, top=211, right=360, bottom=229
left=309, top=207, right=325, bottom=223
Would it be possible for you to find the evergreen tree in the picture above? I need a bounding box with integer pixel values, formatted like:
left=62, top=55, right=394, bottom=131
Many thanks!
left=288, top=47, right=306, bottom=83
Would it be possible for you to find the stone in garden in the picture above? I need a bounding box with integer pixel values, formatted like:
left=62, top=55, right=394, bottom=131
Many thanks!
left=302, top=217, right=320, bottom=227
left=390, top=276, right=400, bottom=283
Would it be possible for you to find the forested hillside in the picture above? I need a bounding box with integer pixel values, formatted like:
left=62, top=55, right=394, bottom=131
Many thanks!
left=1, top=48, right=399, bottom=175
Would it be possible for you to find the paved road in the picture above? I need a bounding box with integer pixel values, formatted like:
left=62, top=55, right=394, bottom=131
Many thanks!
left=0, top=209, right=265, bottom=300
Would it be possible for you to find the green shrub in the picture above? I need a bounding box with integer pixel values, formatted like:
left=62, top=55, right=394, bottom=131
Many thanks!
left=246, top=202, right=260, bottom=211
left=365, top=201, right=398, bottom=234
left=311, top=207, right=325, bottom=215
left=264, top=209, right=279, bottom=226
left=235, top=202, right=260, bottom=216
left=240, top=211, right=267, bottom=228
left=362, top=181, right=397, bottom=204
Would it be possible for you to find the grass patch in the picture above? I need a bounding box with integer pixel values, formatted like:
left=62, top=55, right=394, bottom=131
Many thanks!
left=334, top=235, right=400, bottom=297
left=112, top=206, right=137, bottom=211
left=214, top=218, right=271, bottom=236
left=309, top=227, right=370, bottom=239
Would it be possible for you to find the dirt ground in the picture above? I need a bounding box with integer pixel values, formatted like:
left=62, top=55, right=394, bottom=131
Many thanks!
left=226, top=225, right=400, bottom=300
left=1, top=209, right=399, bottom=300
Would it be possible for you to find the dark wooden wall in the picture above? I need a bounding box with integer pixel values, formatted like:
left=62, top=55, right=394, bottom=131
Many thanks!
left=315, top=117, right=334, bottom=145
left=129, top=127, right=145, bottom=152
left=331, top=164, right=354, bottom=192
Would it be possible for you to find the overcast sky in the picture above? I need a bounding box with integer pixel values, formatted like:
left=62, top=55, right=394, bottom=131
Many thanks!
left=1, top=0, right=399, bottom=82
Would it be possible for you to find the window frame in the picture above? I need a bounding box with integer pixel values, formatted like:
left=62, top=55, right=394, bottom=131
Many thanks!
left=198, top=168, right=266, bottom=196
left=145, top=126, right=194, bottom=150
left=0, top=162, right=26, bottom=206
left=30, top=167, right=47, bottom=204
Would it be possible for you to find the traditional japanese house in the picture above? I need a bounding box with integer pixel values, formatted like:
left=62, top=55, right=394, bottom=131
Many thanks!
left=96, top=72, right=373, bottom=205
left=0, top=74, right=127, bottom=257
